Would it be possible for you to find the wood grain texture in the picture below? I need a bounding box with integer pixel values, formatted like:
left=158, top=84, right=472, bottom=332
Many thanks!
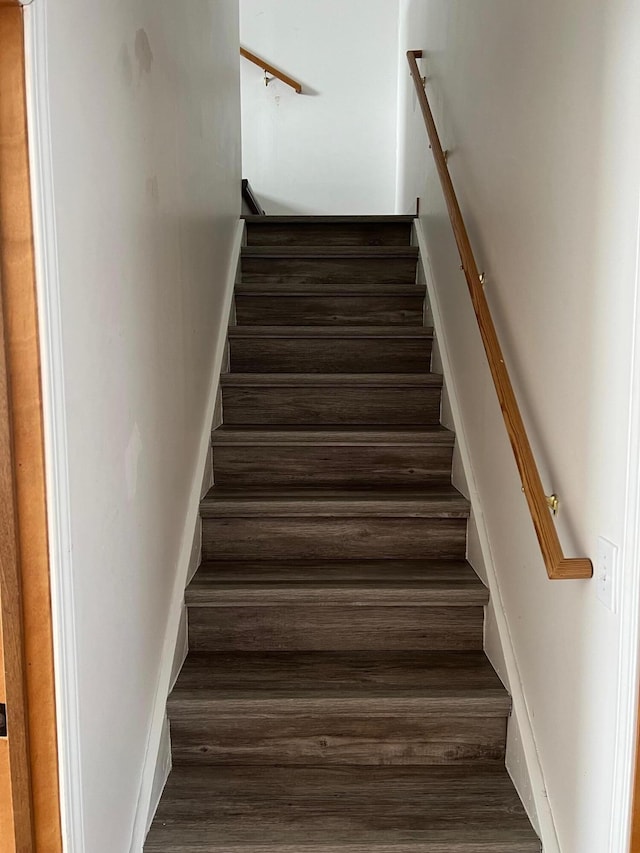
left=235, top=282, right=425, bottom=294
left=407, top=50, right=591, bottom=581
left=200, top=486, right=470, bottom=518
left=221, top=384, right=442, bottom=426
left=0, top=8, right=61, bottom=851
left=235, top=293, right=425, bottom=326
left=186, top=559, right=487, bottom=606
left=169, top=650, right=508, bottom=766
left=211, top=426, right=455, bottom=445
left=170, top=715, right=507, bottom=766
left=240, top=47, right=303, bottom=93
left=245, top=218, right=413, bottom=247
left=229, top=326, right=433, bottom=337
left=228, top=328, right=433, bottom=373
left=202, top=517, right=467, bottom=561
left=188, top=605, right=484, bottom=651
left=145, top=765, right=540, bottom=852
left=242, top=246, right=420, bottom=259
left=171, top=650, right=506, bottom=699
left=241, top=247, right=418, bottom=285
left=212, top=443, right=453, bottom=487
left=148, top=215, right=538, bottom=851
left=0, top=605, right=16, bottom=847
left=241, top=260, right=418, bottom=285
left=220, top=373, right=442, bottom=387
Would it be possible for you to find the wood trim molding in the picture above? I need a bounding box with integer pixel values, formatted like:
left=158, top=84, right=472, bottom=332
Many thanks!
left=240, top=47, right=303, bottom=94
left=0, top=6, right=63, bottom=851
left=406, top=49, right=591, bottom=581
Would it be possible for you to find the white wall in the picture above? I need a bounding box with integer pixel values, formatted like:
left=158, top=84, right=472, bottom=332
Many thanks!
left=240, top=0, right=399, bottom=214
left=397, top=2, right=640, bottom=851
left=39, top=2, right=241, bottom=850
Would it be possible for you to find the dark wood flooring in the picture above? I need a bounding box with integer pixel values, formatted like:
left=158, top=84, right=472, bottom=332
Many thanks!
left=145, top=215, right=540, bottom=852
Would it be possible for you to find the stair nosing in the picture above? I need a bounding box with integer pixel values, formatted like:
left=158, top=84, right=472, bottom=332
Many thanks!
left=200, top=487, right=470, bottom=519
left=185, top=590, right=487, bottom=607
left=242, top=246, right=419, bottom=259
left=167, top=695, right=510, bottom=717
left=235, top=282, right=425, bottom=294
left=168, top=650, right=509, bottom=715
left=211, top=426, right=455, bottom=446
left=227, top=325, right=434, bottom=339
left=220, top=373, right=443, bottom=387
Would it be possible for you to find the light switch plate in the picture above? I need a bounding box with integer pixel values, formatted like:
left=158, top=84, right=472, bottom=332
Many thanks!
left=596, top=536, right=618, bottom=612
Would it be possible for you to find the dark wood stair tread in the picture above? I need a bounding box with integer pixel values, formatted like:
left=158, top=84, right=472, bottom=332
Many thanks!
left=186, top=559, right=487, bottom=606
left=145, top=765, right=540, bottom=852
left=200, top=486, right=470, bottom=518
left=149, top=212, right=539, bottom=852
left=170, top=650, right=507, bottom=709
left=221, top=373, right=442, bottom=387
left=228, top=325, right=434, bottom=338
left=235, top=281, right=425, bottom=294
left=211, top=426, right=455, bottom=446
left=242, top=246, right=419, bottom=259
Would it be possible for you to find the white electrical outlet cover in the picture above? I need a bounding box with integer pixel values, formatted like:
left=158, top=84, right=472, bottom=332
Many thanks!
left=596, top=536, right=618, bottom=612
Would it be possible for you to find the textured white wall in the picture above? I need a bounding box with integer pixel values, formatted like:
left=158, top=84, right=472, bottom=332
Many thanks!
left=240, top=0, right=399, bottom=214
left=397, top=1, right=640, bottom=850
left=42, top=2, right=241, bottom=850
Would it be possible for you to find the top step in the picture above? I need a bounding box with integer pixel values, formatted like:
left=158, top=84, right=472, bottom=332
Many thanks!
left=244, top=215, right=415, bottom=247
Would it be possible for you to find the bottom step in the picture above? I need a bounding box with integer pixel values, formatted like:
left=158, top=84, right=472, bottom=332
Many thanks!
left=145, top=765, right=540, bottom=852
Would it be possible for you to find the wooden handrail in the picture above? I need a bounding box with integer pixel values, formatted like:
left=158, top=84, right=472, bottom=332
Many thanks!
left=407, top=49, right=592, bottom=581
left=240, top=47, right=302, bottom=94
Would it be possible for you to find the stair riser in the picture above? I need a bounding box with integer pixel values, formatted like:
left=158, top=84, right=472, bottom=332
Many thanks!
left=221, top=387, right=442, bottom=426
left=202, top=517, right=466, bottom=560
left=228, top=338, right=433, bottom=373
left=242, top=256, right=417, bottom=284
left=212, top=445, right=454, bottom=487
left=187, top=605, right=483, bottom=651
left=235, top=295, right=424, bottom=326
left=246, top=222, right=413, bottom=247
left=169, top=714, right=507, bottom=766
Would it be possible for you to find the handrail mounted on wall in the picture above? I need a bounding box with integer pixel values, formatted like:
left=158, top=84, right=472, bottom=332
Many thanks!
left=240, top=47, right=303, bottom=94
left=406, top=49, right=592, bottom=581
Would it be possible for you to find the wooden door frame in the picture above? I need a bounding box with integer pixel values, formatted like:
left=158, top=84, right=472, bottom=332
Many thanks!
left=0, top=2, right=63, bottom=850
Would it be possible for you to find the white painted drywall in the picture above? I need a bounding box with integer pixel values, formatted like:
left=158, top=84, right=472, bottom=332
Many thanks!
left=240, top=0, right=399, bottom=214
left=397, top=2, right=640, bottom=851
left=39, top=3, right=241, bottom=851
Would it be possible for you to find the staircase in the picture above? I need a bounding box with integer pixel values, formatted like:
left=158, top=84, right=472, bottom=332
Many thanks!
left=145, top=216, right=540, bottom=853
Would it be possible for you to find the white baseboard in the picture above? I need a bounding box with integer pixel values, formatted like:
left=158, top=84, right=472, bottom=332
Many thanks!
left=414, top=219, right=560, bottom=853
left=144, top=715, right=172, bottom=837
left=128, top=218, right=245, bottom=853
left=170, top=603, right=188, bottom=694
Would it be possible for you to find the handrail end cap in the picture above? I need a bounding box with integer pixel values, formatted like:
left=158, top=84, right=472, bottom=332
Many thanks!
left=549, top=557, right=593, bottom=580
